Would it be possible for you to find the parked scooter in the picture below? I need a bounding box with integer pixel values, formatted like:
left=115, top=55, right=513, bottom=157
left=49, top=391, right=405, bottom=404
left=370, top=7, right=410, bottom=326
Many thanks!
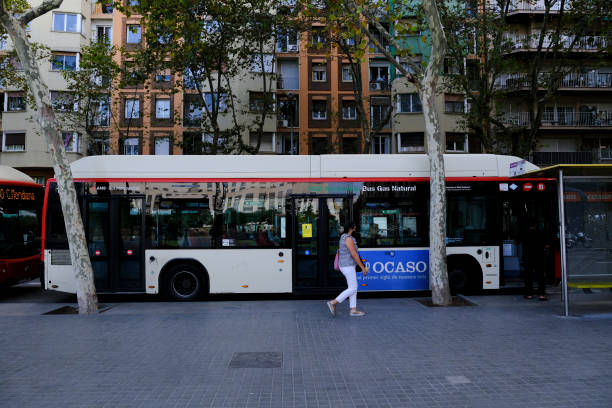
left=575, top=231, right=593, bottom=248
left=565, top=231, right=592, bottom=248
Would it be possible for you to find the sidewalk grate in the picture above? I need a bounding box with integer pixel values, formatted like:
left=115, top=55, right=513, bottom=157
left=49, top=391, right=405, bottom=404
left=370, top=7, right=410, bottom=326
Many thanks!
left=229, top=352, right=282, bottom=368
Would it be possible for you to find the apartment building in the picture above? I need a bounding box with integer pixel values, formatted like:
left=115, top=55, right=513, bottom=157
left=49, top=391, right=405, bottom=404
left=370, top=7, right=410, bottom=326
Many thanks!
left=101, top=1, right=472, bottom=156
left=0, top=0, right=94, bottom=184
left=498, top=0, right=612, bottom=165
left=4, top=0, right=478, bottom=178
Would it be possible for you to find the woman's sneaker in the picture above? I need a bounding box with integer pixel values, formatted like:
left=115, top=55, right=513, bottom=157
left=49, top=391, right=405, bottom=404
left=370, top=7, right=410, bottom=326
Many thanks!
left=350, top=310, right=366, bottom=317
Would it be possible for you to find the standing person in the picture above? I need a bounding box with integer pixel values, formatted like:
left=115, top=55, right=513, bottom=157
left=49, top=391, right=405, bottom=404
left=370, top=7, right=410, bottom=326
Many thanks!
left=522, top=220, right=548, bottom=301
left=327, top=221, right=368, bottom=317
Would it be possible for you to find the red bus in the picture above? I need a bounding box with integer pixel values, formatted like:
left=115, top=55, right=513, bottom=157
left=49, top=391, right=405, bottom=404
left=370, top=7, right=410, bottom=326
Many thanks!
left=0, top=166, right=44, bottom=287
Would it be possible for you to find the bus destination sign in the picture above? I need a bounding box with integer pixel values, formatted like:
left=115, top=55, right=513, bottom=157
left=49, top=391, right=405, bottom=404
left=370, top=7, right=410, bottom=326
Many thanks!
left=0, top=187, right=36, bottom=201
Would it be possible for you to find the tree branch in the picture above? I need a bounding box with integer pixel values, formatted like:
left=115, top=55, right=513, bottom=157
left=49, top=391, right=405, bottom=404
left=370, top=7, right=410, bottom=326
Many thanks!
left=18, top=0, right=63, bottom=24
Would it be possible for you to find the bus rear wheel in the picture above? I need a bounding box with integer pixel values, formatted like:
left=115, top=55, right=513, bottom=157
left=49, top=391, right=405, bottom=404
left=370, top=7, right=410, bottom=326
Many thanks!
left=164, top=264, right=204, bottom=301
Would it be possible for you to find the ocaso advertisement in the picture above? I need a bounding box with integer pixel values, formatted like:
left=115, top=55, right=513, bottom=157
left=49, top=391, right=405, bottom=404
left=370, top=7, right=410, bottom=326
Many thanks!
left=357, top=249, right=430, bottom=291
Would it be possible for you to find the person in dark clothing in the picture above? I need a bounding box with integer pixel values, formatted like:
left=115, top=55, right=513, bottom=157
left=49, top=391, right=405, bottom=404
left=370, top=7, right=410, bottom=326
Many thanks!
left=522, top=221, right=548, bottom=301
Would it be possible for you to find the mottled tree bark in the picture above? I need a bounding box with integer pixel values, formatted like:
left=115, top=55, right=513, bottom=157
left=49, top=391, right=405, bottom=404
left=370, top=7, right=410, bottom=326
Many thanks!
left=0, top=0, right=98, bottom=313
left=421, top=0, right=451, bottom=306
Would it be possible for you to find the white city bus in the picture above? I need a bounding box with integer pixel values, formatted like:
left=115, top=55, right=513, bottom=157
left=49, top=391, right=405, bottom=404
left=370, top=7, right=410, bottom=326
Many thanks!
left=42, top=154, right=556, bottom=300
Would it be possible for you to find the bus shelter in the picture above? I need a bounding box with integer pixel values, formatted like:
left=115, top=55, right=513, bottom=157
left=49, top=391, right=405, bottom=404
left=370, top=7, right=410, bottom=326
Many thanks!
left=516, top=165, right=612, bottom=316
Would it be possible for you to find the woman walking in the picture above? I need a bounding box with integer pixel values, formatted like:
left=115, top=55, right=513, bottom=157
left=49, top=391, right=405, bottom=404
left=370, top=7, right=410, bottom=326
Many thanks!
left=327, top=221, right=368, bottom=317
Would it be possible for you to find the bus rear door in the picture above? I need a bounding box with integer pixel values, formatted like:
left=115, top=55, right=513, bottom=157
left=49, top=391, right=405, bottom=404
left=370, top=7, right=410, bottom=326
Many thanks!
left=292, top=195, right=351, bottom=292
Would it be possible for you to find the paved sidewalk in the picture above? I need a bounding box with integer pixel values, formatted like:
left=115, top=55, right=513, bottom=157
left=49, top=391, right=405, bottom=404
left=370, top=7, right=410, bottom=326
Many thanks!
left=1, top=293, right=611, bottom=408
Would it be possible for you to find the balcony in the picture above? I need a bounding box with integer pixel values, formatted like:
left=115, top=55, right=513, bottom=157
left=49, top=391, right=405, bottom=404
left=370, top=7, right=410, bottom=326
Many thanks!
left=276, top=75, right=299, bottom=90
left=495, top=71, right=612, bottom=89
left=531, top=151, right=594, bottom=166
left=506, top=34, right=608, bottom=52
left=507, top=0, right=568, bottom=13
left=503, top=111, right=612, bottom=128
left=92, top=1, right=113, bottom=14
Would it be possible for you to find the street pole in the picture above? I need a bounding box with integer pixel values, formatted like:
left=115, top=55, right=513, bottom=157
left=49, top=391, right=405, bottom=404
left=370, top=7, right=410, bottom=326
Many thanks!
left=558, top=168, right=570, bottom=317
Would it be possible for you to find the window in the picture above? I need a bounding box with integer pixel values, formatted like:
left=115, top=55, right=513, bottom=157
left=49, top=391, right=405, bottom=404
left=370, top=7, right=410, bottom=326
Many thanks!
left=92, top=97, right=110, bottom=126
left=445, top=95, right=464, bottom=113
left=204, top=93, right=227, bottom=112
left=311, top=136, right=329, bottom=154
left=3, top=132, right=25, bottom=151
left=355, top=184, right=429, bottom=247
left=249, top=92, right=274, bottom=113
left=446, top=133, right=468, bottom=152
left=88, top=132, right=110, bottom=155
left=342, top=64, right=354, bottom=82
left=154, top=137, right=170, bottom=155
left=50, top=91, right=76, bottom=111
left=122, top=137, right=139, bottom=155
left=183, top=98, right=202, bottom=126
left=32, top=176, right=45, bottom=185
left=342, top=137, right=360, bottom=154
left=250, top=54, right=274, bottom=73
left=311, top=28, right=327, bottom=47
left=62, top=132, right=81, bottom=153
left=155, top=70, right=171, bottom=82
left=151, top=198, right=214, bottom=249
left=126, top=25, right=141, bottom=44
left=53, top=13, right=82, bottom=33
left=277, top=29, right=298, bottom=52
left=312, top=63, right=326, bottom=82
left=369, top=63, right=390, bottom=89
left=312, top=100, right=327, bottom=119
left=443, top=57, right=461, bottom=75
left=51, top=52, right=77, bottom=71
left=371, top=134, right=391, bottom=154
left=125, top=99, right=140, bottom=119
left=397, top=94, right=422, bottom=113
left=370, top=97, right=391, bottom=128
left=342, top=101, right=357, bottom=120
left=155, top=98, right=170, bottom=119
left=447, top=190, right=497, bottom=245
left=95, top=26, right=112, bottom=44
left=275, top=132, right=299, bottom=154
left=398, top=133, right=425, bottom=152
left=7, top=94, right=25, bottom=111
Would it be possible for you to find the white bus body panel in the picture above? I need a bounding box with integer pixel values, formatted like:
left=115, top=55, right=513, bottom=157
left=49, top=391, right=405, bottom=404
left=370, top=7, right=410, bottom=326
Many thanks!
left=447, top=246, right=500, bottom=289
left=44, top=250, right=77, bottom=293
left=145, top=249, right=292, bottom=294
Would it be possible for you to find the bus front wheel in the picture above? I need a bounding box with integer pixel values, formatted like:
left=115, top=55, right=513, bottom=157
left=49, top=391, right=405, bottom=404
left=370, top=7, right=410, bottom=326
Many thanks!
left=164, top=264, right=204, bottom=301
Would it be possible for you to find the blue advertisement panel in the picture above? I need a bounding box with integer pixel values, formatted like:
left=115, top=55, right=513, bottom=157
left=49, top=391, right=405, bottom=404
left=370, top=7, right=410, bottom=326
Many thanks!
left=357, top=250, right=429, bottom=291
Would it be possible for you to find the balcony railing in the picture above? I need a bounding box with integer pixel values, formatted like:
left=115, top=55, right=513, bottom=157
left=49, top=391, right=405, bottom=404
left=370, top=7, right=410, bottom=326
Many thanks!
left=503, top=111, right=612, bottom=127
left=507, top=0, right=568, bottom=12
left=531, top=151, right=594, bottom=166
left=276, top=75, right=299, bottom=90
left=495, top=72, right=612, bottom=89
left=506, top=35, right=608, bottom=51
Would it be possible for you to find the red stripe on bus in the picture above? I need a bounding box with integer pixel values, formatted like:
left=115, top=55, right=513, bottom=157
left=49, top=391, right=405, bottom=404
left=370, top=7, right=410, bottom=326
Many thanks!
left=41, top=180, right=51, bottom=262
left=47, top=177, right=556, bottom=183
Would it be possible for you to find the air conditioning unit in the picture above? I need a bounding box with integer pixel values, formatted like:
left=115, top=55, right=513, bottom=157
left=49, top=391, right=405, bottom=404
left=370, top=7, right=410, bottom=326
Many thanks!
left=288, top=45, right=298, bottom=52
left=370, top=82, right=382, bottom=91
left=278, top=120, right=289, bottom=127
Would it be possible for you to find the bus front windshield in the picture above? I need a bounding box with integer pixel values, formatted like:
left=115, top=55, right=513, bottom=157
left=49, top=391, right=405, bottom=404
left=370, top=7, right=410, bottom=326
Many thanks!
left=0, top=188, right=42, bottom=259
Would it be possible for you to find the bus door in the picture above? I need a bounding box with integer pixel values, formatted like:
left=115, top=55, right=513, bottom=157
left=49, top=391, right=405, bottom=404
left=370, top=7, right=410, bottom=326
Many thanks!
left=500, top=181, right=557, bottom=286
left=292, top=196, right=351, bottom=291
left=85, top=195, right=145, bottom=291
